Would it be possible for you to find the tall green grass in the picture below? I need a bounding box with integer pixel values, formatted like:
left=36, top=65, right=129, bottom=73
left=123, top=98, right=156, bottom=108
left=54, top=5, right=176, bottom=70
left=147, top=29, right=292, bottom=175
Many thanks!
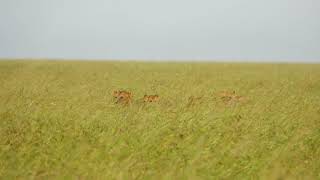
left=0, top=60, right=319, bottom=179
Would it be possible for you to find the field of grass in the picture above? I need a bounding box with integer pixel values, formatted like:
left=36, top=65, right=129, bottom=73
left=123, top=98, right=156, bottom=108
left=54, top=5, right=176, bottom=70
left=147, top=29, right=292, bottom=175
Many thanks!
left=0, top=60, right=319, bottom=179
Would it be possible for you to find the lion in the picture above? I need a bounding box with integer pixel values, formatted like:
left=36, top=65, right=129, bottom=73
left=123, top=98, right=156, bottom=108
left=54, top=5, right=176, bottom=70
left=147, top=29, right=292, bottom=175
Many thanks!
left=217, top=90, right=236, bottom=98
left=112, top=90, right=133, bottom=105
left=216, top=90, right=247, bottom=105
left=143, top=95, right=160, bottom=102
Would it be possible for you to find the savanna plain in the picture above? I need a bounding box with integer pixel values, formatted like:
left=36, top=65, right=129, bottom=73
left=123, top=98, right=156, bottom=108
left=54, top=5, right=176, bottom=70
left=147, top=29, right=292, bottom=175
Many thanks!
left=0, top=60, right=319, bottom=179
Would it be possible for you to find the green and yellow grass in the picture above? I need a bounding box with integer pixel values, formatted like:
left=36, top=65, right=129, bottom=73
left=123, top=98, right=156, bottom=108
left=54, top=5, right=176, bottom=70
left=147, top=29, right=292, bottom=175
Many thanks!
left=0, top=60, right=319, bottom=179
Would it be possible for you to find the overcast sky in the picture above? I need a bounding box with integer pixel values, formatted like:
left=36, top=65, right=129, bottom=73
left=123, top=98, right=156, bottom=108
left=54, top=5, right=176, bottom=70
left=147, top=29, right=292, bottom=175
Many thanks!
left=0, top=0, right=319, bottom=62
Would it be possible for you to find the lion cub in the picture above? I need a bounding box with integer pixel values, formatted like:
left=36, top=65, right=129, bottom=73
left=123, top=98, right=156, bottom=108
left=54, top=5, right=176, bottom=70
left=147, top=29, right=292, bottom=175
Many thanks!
left=143, top=95, right=160, bottom=102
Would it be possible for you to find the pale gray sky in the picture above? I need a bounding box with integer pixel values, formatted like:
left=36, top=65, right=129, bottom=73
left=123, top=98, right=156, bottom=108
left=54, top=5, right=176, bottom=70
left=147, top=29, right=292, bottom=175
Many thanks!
left=0, top=0, right=319, bottom=62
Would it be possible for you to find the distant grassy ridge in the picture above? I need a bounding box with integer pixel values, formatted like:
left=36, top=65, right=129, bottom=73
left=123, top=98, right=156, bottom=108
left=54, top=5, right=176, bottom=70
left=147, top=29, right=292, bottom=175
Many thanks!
left=0, top=60, right=319, bottom=179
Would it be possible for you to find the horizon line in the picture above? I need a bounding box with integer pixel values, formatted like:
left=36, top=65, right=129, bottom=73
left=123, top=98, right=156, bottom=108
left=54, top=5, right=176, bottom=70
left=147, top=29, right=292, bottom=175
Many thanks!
left=0, top=58, right=319, bottom=64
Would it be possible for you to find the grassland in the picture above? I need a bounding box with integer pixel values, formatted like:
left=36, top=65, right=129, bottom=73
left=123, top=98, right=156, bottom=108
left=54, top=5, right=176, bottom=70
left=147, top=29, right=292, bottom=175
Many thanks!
left=0, top=60, right=319, bottom=179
